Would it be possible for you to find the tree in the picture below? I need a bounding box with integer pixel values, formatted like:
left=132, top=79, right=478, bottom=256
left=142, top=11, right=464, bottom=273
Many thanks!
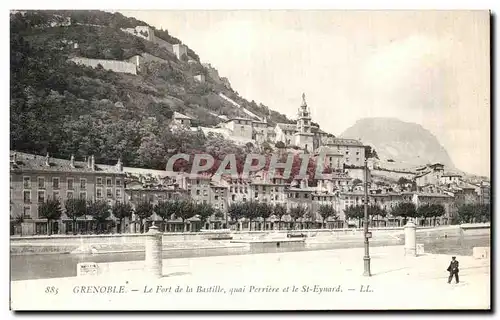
left=176, top=200, right=197, bottom=232
left=153, top=201, right=174, bottom=232
left=428, top=204, right=445, bottom=226
left=289, top=206, right=308, bottom=230
left=39, top=199, right=62, bottom=236
left=318, top=204, right=337, bottom=229
left=398, top=177, right=412, bottom=186
left=228, top=203, right=246, bottom=226
left=457, top=204, right=476, bottom=224
left=273, top=203, right=287, bottom=230
left=64, top=198, right=87, bottom=235
left=258, top=202, right=273, bottom=231
left=390, top=202, right=416, bottom=225
left=365, top=145, right=379, bottom=159
left=87, top=200, right=111, bottom=234
left=112, top=202, right=133, bottom=233
left=368, top=205, right=387, bottom=227
left=352, top=179, right=363, bottom=186
left=275, top=141, right=286, bottom=149
left=477, top=204, right=491, bottom=223
left=196, top=202, right=216, bottom=229
left=134, top=201, right=154, bottom=233
left=344, top=205, right=364, bottom=227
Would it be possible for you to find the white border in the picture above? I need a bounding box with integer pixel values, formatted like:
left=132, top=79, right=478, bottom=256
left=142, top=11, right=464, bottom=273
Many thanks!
left=2, top=1, right=498, bottom=319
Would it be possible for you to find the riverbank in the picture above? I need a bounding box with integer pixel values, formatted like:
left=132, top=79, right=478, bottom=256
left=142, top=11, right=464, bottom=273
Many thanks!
left=10, top=223, right=490, bottom=256
left=11, top=245, right=490, bottom=310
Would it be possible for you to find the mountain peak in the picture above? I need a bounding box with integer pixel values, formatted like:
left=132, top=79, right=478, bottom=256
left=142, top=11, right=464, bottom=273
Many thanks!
left=341, top=117, right=455, bottom=170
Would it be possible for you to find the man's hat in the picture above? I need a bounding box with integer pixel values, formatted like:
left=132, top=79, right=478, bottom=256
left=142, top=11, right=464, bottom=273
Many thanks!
left=452, top=256, right=456, bottom=259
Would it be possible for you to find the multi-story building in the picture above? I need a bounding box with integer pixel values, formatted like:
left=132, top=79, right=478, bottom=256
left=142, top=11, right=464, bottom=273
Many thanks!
left=125, top=184, right=188, bottom=233
left=414, top=163, right=445, bottom=187
left=10, top=151, right=126, bottom=235
left=326, top=138, right=365, bottom=167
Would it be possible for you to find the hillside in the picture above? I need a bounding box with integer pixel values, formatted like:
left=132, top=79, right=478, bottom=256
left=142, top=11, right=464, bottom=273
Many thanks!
left=10, top=10, right=293, bottom=170
left=340, top=118, right=456, bottom=170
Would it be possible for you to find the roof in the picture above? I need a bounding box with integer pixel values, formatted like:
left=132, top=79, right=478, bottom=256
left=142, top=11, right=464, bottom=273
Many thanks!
left=314, top=146, right=344, bottom=156
left=225, top=117, right=254, bottom=123
left=415, top=192, right=452, bottom=198
left=311, top=127, right=329, bottom=135
left=326, top=138, right=364, bottom=147
left=173, top=112, right=192, bottom=120
left=442, top=172, right=462, bottom=177
left=10, top=151, right=124, bottom=175
left=276, top=123, right=298, bottom=132
left=415, top=171, right=430, bottom=179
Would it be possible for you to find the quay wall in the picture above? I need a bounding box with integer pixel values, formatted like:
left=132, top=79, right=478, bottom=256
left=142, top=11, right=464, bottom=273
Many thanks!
left=10, top=224, right=489, bottom=255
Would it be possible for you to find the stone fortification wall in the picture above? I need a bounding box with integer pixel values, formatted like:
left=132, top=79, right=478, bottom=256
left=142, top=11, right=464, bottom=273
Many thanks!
left=70, top=57, right=137, bottom=75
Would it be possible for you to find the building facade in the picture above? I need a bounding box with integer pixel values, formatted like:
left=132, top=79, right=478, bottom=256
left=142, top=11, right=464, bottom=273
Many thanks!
left=10, top=152, right=126, bottom=235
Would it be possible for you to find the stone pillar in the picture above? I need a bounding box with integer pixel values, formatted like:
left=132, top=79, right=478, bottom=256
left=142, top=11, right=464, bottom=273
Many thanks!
left=404, top=220, right=417, bottom=256
left=144, top=225, right=162, bottom=278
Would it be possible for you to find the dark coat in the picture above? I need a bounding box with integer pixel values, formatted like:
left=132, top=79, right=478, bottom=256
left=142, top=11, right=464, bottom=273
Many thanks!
left=447, top=260, right=459, bottom=273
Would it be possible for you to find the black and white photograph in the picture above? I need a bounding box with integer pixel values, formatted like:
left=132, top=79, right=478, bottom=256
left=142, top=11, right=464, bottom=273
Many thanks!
left=8, top=7, right=491, bottom=311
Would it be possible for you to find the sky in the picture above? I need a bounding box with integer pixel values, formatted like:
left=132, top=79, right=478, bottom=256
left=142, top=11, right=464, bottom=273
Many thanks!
left=118, top=10, right=490, bottom=177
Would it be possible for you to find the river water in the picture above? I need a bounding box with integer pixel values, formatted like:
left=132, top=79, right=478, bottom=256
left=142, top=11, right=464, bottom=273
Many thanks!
left=10, top=234, right=490, bottom=281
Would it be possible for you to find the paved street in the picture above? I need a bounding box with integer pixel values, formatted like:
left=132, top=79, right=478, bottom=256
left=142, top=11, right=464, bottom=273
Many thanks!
left=11, top=245, right=490, bottom=310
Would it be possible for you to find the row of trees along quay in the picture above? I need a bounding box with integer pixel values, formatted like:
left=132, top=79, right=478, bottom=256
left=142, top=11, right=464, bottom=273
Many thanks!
left=344, top=202, right=491, bottom=228
left=37, top=198, right=225, bottom=235
left=33, top=199, right=490, bottom=236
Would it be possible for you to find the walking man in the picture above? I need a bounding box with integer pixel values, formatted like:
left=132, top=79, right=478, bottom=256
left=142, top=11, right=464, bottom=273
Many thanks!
left=447, top=256, right=459, bottom=284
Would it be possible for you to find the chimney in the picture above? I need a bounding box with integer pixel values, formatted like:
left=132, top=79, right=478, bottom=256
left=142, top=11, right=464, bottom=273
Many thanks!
left=88, top=155, right=95, bottom=171
left=70, top=154, right=75, bottom=168
left=86, top=156, right=91, bottom=168
left=45, top=153, right=50, bottom=166
left=300, top=178, right=306, bottom=189
left=116, top=158, right=123, bottom=172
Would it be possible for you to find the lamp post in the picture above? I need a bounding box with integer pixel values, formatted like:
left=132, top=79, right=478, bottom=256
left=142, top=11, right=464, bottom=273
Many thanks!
left=363, top=158, right=371, bottom=277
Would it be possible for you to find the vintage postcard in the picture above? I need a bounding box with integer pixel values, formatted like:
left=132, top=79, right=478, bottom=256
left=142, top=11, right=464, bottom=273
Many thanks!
left=9, top=9, right=491, bottom=311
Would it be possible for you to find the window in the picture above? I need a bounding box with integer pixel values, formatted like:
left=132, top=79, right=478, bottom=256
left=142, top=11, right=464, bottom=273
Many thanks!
left=79, top=192, right=86, bottom=200
left=38, top=177, right=45, bottom=189
left=304, top=194, right=309, bottom=199
left=67, top=178, right=74, bottom=190
left=80, top=178, right=87, bottom=190
left=107, top=188, right=113, bottom=198
left=23, top=206, right=31, bottom=219
left=346, top=151, right=349, bottom=155
left=295, top=193, right=299, bottom=198
left=215, top=195, right=219, bottom=200
left=356, top=151, right=360, bottom=155
left=23, top=191, right=31, bottom=204
left=116, top=189, right=122, bottom=199
left=53, top=191, right=60, bottom=200
left=203, top=200, right=207, bottom=204
left=106, top=178, right=112, bottom=186
left=38, top=191, right=45, bottom=203
left=255, top=192, right=259, bottom=198
left=168, top=193, right=172, bottom=199
left=96, top=177, right=103, bottom=185
left=116, top=179, right=122, bottom=187
left=67, top=191, right=73, bottom=199
left=203, top=190, right=208, bottom=196
left=96, top=188, right=103, bottom=198
left=232, top=195, right=236, bottom=201
left=229, top=187, right=233, bottom=192
left=23, top=177, right=31, bottom=189
left=196, top=190, right=200, bottom=195
left=52, top=177, right=60, bottom=189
